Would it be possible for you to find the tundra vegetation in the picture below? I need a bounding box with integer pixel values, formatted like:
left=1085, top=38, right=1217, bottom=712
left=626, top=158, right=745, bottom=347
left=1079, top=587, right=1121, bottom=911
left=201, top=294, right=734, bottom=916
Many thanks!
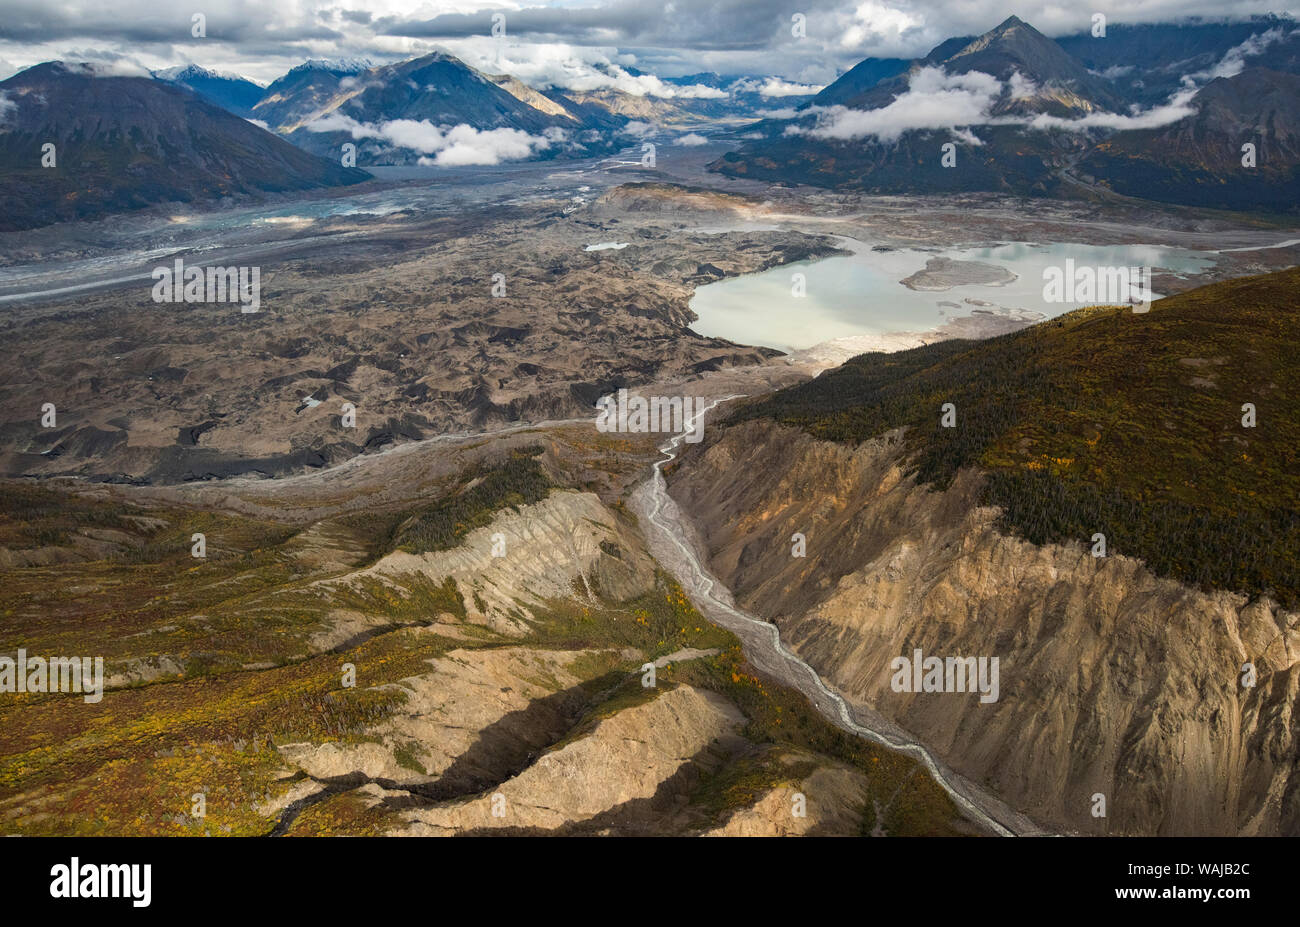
left=737, top=267, right=1300, bottom=606
left=0, top=447, right=967, bottom=836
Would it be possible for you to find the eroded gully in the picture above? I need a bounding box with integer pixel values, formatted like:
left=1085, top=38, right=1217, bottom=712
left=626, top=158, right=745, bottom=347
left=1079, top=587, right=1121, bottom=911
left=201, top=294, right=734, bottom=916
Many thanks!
left=630, top=396, right=1053, bottom=837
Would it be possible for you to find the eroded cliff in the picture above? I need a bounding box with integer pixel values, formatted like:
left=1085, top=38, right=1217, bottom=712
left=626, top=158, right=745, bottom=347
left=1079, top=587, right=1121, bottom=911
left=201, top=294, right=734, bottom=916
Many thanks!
left=668, top=419, right=1300, bottom=835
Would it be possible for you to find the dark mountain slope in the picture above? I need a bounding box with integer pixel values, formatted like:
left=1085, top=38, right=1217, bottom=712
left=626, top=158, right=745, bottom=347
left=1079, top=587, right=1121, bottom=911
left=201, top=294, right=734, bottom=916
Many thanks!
left=0, top=62, right=369, bottom=231
left=1057, top=16, right=1300, bottom=105
left=1078, top=68, right=1300, bottom=212
left=809, top=57, right=910, bottom=108
left=712, top=16, right=1300, bottom=209
left=250, top=58, right=374, bottom=130
left=936, top=15, right=1123, bottom=114
left=711, top=16, right=1117, bottom=194
left=153, top=64, right=265, bottom=117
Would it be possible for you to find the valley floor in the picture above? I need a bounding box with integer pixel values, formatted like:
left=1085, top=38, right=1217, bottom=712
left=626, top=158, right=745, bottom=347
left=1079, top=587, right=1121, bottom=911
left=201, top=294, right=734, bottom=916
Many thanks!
left=0, top=172, right=1296, bottom=837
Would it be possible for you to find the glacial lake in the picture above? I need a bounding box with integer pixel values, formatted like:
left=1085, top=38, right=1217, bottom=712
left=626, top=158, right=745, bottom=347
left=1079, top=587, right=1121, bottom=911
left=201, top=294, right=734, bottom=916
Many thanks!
left=687, top=240, right=1217, bottom=353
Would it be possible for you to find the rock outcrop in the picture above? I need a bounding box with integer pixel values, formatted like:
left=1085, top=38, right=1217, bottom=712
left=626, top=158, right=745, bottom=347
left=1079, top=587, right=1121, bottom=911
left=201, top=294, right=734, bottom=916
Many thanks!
left=669, top=419, right=1300, bottom=835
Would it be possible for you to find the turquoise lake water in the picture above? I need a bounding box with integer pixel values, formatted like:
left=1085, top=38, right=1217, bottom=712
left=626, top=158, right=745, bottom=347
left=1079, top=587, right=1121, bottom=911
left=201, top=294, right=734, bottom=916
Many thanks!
left=687, top=240, right=1217, bottom=353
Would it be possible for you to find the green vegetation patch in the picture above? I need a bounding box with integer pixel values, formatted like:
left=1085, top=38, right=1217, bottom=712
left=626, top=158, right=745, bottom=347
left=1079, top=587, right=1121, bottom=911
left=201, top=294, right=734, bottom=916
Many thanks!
left=521, top=585, right=968, bottom=835
left=0, top=624, right=459, bottom=834
left=389, top=446, right=552, bottom=554
left=737, top=268, right=1300, bottom=606
left=524, top=574, right=733, bottom=660
left=672, top=645, right=967, bottom=835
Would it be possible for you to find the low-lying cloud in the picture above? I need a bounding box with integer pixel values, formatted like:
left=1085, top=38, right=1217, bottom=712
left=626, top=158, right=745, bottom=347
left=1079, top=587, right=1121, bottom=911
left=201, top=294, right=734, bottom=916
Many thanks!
left=452, top=40, right=726, bottom=99
left=1027, top=89, right=1197, bottom=132
left=730, top=76, right=824, bottom=97
left=306, top=112, right=561, bottom=166
left=56, top=58, right=152, bottom=78
left=619, top=119, right=657, bottom=136
left=791, top=67, right=1002, bottom=143
left=1187, top=26, right=1290, bottom=82
left=789, top=58, right=1211, bottom=143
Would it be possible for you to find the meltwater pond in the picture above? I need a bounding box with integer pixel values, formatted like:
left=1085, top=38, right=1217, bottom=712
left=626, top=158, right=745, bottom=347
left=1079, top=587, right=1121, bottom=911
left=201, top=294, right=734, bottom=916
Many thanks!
left=687, top=239, right=1216, bottom=353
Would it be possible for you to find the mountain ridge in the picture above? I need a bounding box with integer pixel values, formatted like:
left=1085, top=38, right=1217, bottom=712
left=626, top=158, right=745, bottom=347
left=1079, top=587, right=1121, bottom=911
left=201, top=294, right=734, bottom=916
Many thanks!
left=0, top=61, right=370, bottom=231
left=710, top=14, right=1300, bottom=211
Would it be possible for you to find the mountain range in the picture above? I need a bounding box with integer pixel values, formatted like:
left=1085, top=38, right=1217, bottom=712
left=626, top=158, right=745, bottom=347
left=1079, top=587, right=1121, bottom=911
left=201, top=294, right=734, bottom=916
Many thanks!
left=255, top=52, right=629, bottom=166
left=3, top=14, right=1299, bottom=231
left=712, top=14, right=1300, bottom=212
left=1077, top=67, right=1300, bottom=211
left=0, top=62, right=369, bottom=232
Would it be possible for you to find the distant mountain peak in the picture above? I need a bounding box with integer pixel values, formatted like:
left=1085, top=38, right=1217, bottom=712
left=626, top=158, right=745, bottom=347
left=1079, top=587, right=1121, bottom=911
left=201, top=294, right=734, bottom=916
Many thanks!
left=293, top=57, right=376, bottom=75
left=149, top=62, right=266, bottom=116
left=948, top=14, right=1056, bottom=64
left=929, top=13, right=1122, bottom=113
left=153, top=63, right=255, bottom=83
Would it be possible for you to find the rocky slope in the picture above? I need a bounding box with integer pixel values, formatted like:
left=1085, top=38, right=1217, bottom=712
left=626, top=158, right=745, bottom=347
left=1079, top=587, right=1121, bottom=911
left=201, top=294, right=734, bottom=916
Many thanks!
left=663, top=262, right=1300, bottom=838
left=254, top=52, right=624, bottom=164
left=668, top=418, right=1299, bottom=835
left=153, top=65, right=266, bottom=117
left=0, top=428, right=977, bottom=837
left=711, top=16, right=1112, bottom=197
left=1078, top=68, right=1300, bottom=212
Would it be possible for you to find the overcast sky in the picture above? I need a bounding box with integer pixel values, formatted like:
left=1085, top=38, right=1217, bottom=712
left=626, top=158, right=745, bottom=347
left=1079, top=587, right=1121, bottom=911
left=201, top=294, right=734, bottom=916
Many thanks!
left=0, top=0, right=1292, bottom=88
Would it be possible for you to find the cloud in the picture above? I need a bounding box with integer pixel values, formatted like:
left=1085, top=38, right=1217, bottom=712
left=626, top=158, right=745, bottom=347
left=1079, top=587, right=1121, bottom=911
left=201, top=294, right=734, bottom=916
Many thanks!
left=1094, top=65, right=1135, bottom=79
left=838, top=1, right=925, bottom=50
left=1186, top=26, right=1287, bottom=81
left=0, top=91, right=15, bottom=124
left=90, top=60, right=151, bottom=77
left=452, top=40, right=727, bottom=98
left=730, top=76, right=824, bottom=97
left=421, top=124, right=553, bottom=165
left=1027, top=87, right=1198, bottom=131
left=674, top=132, right=708, bottom=145
left=304, top=112, right=373, bottom=137
left=1008, top=71, right=1038, bottom=100
left=0, top=2, right=1293, bottom=107
left=54, top=55, right=153, bottom=78
left=792, top=59, right=1206, bottom=142
left=1024, top=25, right=1293, bottom=134
left=791, top=66, right=1003, bottom=142
left=1028, top=26, right=1295, bottom=134
left=376, top=1, right=790, bottom=52
left=11, top=1, right=1274, bottom=66
left=653, top=80, right=727, bottom=99
left=731, top=76, right=812, bottom=98
left=305, top=112, right=557, bottom=166
left=620, top=119, right=657, bottom=136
